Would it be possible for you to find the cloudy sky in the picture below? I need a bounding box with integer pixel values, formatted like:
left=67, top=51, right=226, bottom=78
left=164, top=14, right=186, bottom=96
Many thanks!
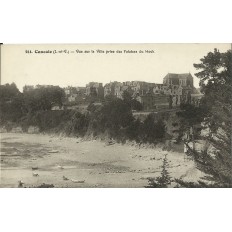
left=2, top=43, right=230, bottom=91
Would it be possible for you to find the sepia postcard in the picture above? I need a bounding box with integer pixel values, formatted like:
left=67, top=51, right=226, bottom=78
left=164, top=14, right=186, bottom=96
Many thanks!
left=0, top=43, right=231, bottom=188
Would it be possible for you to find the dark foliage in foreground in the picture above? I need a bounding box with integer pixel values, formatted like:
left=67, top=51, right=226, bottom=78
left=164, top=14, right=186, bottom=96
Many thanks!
left=174, top=179, right=232, bottom=188
left=146, top=48, right=232, bottom=188
left=146, top=155, right=172, bottom=188
left=176, top=48, right=232, bottom=188
left=0, top=84, right=166, bottom=145
left=0, top=84, right=65, bottom=123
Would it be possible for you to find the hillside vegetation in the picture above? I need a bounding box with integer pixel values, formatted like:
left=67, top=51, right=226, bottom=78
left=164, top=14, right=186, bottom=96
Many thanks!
left=0, top=85, right=166, bottom=144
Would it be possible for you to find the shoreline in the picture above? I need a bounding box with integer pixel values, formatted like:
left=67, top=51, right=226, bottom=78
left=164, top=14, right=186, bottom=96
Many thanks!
left=0, top=133, right=203, bottom=188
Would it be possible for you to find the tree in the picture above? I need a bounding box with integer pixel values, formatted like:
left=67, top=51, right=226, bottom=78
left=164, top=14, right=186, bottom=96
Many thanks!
left=122, top=90, right=142, bottom=111
left=177, top=103, right=206, bottom=144
left=122, top=90, right=132, bottom=103
left=0, top=83, right=21, bottom=104
left=104, top=94, right=117, bottom=102
left=141, top=114, right=165, bottom=143
left=178, top=48, right=232, bottom=187
left=146, top=155, right=172, bottom=188
left=0, top=83, right=24, bottom=122
left=131, top=99, right=143, bottom=111
left=99, top=98, right=134, bottom=137
left=23, top=86, right=65, bottom=113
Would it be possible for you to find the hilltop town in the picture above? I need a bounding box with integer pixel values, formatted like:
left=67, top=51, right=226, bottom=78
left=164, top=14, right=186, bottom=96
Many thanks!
left=0, top=48, right=231, bottom=188
left=23, top=73, right=202, bottom=112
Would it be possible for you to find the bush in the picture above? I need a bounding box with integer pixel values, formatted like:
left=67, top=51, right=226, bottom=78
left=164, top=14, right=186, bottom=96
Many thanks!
left=141, top=114, right=165, bottom=143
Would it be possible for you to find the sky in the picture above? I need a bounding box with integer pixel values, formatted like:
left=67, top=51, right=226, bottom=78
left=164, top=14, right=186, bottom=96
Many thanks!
left=1, top=43, right=230, bottom=91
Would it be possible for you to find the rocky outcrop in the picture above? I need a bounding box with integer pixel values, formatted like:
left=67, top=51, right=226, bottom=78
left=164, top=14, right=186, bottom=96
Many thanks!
left=28, top=126, right=40, bottom=134
left=0, top=127, right=7, bottom=133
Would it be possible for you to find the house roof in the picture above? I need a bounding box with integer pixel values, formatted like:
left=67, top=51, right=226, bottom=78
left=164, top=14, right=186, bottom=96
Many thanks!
left=164, top=73, right=192, bottom=79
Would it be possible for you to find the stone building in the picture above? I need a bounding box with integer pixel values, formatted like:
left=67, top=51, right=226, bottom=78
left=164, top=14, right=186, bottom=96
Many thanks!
left=104, top=81, right=122, bottom=97
left=136, top=93, right=156, bottom=110
left=64, top=86, right=87, bottom=103
left=86, top=82, right=104, bottom=99
left=162, top=73, right=195, bottom=105
left=163, top=73, right=194, bottom=88
left=68, top=94, right=78, bottom=102
left=136, top=93, right=169, bottom=110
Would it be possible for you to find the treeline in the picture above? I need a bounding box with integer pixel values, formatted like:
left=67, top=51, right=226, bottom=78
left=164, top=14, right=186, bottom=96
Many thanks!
left=86, top=98, right=165, bottom=143
left=0, top=83, right=65, bottom=123
left=0, top=83, right=165, bottom=144
left=0, top=83, right=24, bottom=122
left=24, top=98, right=165, bottom=144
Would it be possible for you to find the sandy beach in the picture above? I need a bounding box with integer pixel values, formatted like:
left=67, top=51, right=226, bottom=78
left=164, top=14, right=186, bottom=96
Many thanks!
left=0, top=133, right=203, bottom=187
